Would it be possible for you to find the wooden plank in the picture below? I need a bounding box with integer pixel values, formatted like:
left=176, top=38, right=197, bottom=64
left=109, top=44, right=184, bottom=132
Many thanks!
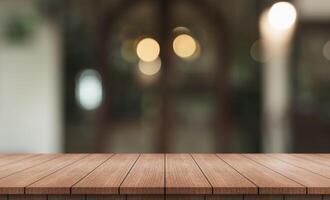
left=26, top=154, right=112, bottom=194
left=8, top=195, right=47, bottom=200
left=244, top=195, right=283, bottom=200
left=324, top=195, right=330, bottom=200
left=245, top=154, right=330, bottom=194
left=48, top=195, right=85, bottom=200
left=127, top=195, right=164, bottom=200
left=206, top=195, right=243, bottom=200
left=0, top=154, right=59, bottom=179
left=165, top=154, right=212, bottom=195
left=0, top=154, right=87, bottom=194
left=218, top=154, right=305, bottom=195
left=294, top=154, right=330, bottom=167
left=316, top=154, right=330, bottom=159
left=0, top=154, right=36, bottom=167
left=72, top=154, right=139, bottom=194
left=166, top=195, right=205, bottom=200
left=192, top=154, right=257, bottom=194
left=120, top=154, right=164, bottom=195
left=0, top=195, right=7, bottom=200
left=284, top=195, right=322, bottom=200
left=271, top=154, right=330, bottom=178
left=86, top=195, right=125, bottom=200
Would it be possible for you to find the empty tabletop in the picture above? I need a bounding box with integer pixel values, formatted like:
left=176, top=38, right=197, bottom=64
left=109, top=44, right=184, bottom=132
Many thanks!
left=0, top=153, right=329, bottom=198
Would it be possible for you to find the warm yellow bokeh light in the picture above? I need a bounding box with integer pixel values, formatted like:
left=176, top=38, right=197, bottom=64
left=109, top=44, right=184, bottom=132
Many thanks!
left=268, top=2, right=297, bottom=31
left=173, top=34, right=197, bottom=58
left=138, top=57, right=161, bottom=76
left=136, top=38, right=160, bottom=62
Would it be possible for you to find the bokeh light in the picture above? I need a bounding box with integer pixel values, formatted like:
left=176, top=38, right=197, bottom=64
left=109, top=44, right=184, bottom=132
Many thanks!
left=138, top=57, right=161, bottom=76
left=76, top=69, right=103, bottom=110
left=136, top=38, right=160, bottom=62
left=172, top=26, right=190, bottom=34
left=323, top=40, right=330, bottom=61
left=250, top=39, right=269, bottom=63
left=268, top=2, right=297, bottom=31
left=173, top=34, right=197, bottom=58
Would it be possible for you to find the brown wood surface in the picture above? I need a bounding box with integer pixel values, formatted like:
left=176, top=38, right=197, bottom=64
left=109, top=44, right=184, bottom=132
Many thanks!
left=206, top=195, right=243, bottom=200
left=26, top=154, right=112, bottom=194
left=126, top=195, right=164, bottom=200
left=244, top=195, right=283, bottom=200
left=165, top=154, right=212, bottom=195
left=166, top=195, right=205, bottom=200
left=0, top=154, right=86, bottom=194
left=316, top=154, right=330, bottom=159
left=0, top=154, right=35, bottom=167
left=48, top=195, right=85, bottom=200
left=245, top=154, right=330, bottom=194
left=72, top=154, right=139, bottom=194
left=284, top=195, right=322, bottom=200
left=120, top=154, right=164, bottom=195
left=0, top=154, right=59, bottom=179
left=0, top=154, right=329, bottom=197
left=271, top=154, right=330, bottom=178
left=86, top=195, right=125, bottom=200
left=0, top=195, right=329, bottom=200
left=8, top=195, right=47, bottom=200
left=192, top=154, right=257, bottom=194
left=294, top=154, right=330, bottom=167
left=218, top=154, right=305, bottom=195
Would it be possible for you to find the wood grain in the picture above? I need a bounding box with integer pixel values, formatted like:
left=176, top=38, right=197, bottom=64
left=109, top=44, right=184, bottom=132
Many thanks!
left=0, top=154, right=86, bottom=194
left=271, top=154, right=330, bottom=178
left=120, top=154, right=164, bottom=194
left=166, top=195, right=205, bottom=200
left=0, top=154, right=329, bottom=198
left=206, top=195, right=243, bottom=200
left=48, top=195, right=85, bottom=200
left=72, top=154, right=139, bottom=194
left=284, top=195, right=322, bottom=200
left=294, top=154, right=330, bottom=167
left=0, top=154, right=36, bottom=167
left=126, top=195, right=164, bottom=200
left=166, top=154, right=212, bottom=195
left=316, top=154, right=330, bottom=159
left=218, top=154, right=305, bottom=195
left=245, top=154, right=330, bottom=194
left=0, top=154, right=59, bottom=180
left=26, top=154, right=112, bottom=194
left=8, top=195, right=47, bottom=200
left=244, top=195, right=283, bottom=200
left=192, top=154, right=257, bottom=194
left=86, top=195, right=125, bottom=200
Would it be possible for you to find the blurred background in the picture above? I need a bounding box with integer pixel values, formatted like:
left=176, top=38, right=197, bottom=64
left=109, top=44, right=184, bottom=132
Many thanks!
left=0, top=0, right=330, bottom=153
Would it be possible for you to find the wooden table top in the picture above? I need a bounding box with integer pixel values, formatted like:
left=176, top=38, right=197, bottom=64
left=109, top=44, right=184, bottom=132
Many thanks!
left=0, top=154, right=330, bottom=195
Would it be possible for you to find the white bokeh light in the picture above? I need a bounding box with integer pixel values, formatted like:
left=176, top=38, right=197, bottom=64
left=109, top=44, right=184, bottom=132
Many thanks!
left=76, top=69, right=103, bottom=110
left=268, top=2, right=297, bottom=31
